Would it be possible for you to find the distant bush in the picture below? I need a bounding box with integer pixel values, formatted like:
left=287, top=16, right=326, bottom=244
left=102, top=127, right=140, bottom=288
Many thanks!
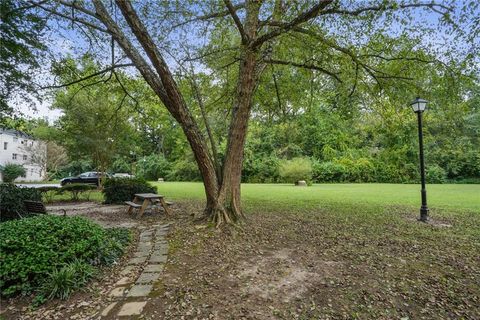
left=103, top=178, right=156, bottom=204
left=243, top=155, right=280, bottom=183
left=0, top=163, right=26, bottom=183
left=0, top=215, right=130, bottom=300
left=136, top=154, right=171, bottom=181
left=313, top=161, right=346, bottom=182
left=426, top=165, right=447, bottom=184
left=167, top=158, right=201, bottom=181
left=57, top=183, right=96, bottom=201
left=279, top=157, right=312, bottom=184
left=37, top=186, right=60, bottom=203
left=0, top=184, right=42, bottom=221
left=111, top=158, right=131, bottom=174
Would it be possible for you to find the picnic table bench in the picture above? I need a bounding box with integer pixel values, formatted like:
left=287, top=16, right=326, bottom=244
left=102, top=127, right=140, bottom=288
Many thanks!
left=125, top=193, right=171, bottom=218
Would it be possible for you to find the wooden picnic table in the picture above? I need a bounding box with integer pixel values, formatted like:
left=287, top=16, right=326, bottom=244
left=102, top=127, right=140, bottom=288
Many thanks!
left=126, top=193, right=171, bottom=218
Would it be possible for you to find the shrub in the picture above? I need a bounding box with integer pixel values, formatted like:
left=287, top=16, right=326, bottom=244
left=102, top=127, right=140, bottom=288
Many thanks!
left=0, top=184, right=42, bottom=221
left=0, top=215, right=130, bottom=299
left=426, top=165, right=447, bottom=184
left=0, top=163, right=26, bottom=183
left=37, top=186, right=60, bottom=203
left=136, top=154, right=171, bottom=180
left=111, top=158, right=131, bottom=174
left=279, top=157, right=312, bottom=184
left=312, top=161, right=346, bottom=182
left=166, top=159, right=201, bottom=181
left=57, top=183, right=97, bottom=201
left=242, top=155, right=280, bottom=183
left=103, top=178, right=156, bottom=204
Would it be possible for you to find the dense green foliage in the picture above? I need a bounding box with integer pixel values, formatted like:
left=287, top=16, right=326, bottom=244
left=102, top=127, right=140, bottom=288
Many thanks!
left=0, top=184, right=42, bottom=220
left=0, top=0, right=45, bottom=117
left=279, top=158, right=312, bottom=184
left=57, top=183, right=96, bottom=201
left=0, top=215, right=130, bottom=299
left=0, top=163, right=26, bottom=183
left=103, top=177, right=156, bottom=204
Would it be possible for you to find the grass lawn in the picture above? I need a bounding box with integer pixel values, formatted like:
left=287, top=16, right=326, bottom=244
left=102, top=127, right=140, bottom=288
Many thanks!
left=153, top=182, right=480, bottom=212
left=141, top=182, right=480, bottom=319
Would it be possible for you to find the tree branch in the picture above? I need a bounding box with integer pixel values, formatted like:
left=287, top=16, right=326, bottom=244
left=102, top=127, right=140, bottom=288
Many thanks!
left=320, top=2, right=452, bottom=17
left=41, top=63, right=133, bottom=89
left=250, top=0, right=333, bottom=48
left=264, top=58, right=342, bottom=83
left=29, top=1, right=109, bottom=33
left=223, top=0, right=248, bottom=44
left=171, top=2, right=245, bottom=29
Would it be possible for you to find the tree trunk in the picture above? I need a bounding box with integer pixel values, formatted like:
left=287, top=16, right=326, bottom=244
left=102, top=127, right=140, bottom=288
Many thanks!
left=203, top=1, right=261, bottom=226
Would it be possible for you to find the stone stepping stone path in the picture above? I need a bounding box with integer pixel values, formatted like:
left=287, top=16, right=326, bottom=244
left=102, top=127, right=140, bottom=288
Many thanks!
left=100, top=223, right=170, bottom=318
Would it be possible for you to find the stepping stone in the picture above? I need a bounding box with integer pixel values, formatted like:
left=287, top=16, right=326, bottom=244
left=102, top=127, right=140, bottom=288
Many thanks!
left=128, top=256, right=147, bottom=265
left=140, top=230, right=153, bottom=237
left=101, top=302, right=117, bottom=317
left=119, top=266, right=134, bottom=276
left=133, top=250, right=150, bottom=258
left=144, top=264, right=164, bottom=273
left=109, top=287, right=126, bottom=297
left=149, top=254, right=167, bottom=263
left=127, top=284, right=153, bottom=297
left=136, top=272, right=160, bottom=284
left=153, top=245, right=168, bottom=255
left=115, top=277, right=132, bottom=286
left=117, top=301, right=147, bottom=316
left=156, top=229, right=168, bottom=236
left=137, top=243, right=153, bottom=251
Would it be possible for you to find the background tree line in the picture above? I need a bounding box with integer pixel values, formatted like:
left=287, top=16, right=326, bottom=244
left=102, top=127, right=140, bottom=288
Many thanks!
left=3, top=50, right=478, bottom=184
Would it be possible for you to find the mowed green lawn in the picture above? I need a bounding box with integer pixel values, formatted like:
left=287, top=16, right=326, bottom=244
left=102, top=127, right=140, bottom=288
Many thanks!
left=152, top=182, right=480, bottom=213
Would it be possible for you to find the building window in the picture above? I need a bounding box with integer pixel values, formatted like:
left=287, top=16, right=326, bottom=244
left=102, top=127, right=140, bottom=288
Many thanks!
left=12, top=153, right=17, bottom=160
left=23, top=155, right=28, bottom=161
left=31, top=168, right=34, bottom=176
left=3, top=142, right=7, bottom=150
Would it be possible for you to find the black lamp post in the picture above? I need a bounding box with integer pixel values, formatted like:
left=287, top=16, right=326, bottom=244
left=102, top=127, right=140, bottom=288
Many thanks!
left=410, top=97, right=429, bottom=222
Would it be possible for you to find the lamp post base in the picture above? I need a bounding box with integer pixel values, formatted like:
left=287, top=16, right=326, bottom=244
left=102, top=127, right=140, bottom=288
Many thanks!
left=418, top=206, right=429, bottom=222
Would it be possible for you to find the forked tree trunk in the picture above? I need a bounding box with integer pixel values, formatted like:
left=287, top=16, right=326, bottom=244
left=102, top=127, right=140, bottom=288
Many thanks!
left=203, top=3, right=261, bottom=226
left=101, top=0, right=261, bottom=226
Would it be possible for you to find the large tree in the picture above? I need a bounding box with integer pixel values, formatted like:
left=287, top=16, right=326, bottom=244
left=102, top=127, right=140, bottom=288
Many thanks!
left=27, top=0, right=478, bottom=225
left=0, top=0, right=46, bottom=117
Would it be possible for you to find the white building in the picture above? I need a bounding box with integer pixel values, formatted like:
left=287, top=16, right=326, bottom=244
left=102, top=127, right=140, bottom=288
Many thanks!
left=0, top=128, right=47, bottom=182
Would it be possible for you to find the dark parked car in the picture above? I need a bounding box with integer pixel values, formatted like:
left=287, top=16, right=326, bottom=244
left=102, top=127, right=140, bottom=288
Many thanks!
left=60, top=172, right=110, bottom=186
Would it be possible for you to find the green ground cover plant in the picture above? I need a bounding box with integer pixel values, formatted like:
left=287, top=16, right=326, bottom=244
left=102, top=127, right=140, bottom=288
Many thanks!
left=0, top=215, right=130, bottom=302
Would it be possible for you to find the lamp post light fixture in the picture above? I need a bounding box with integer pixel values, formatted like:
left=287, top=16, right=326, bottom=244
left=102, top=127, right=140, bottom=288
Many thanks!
left=410, top=97, right=429, bottom=222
